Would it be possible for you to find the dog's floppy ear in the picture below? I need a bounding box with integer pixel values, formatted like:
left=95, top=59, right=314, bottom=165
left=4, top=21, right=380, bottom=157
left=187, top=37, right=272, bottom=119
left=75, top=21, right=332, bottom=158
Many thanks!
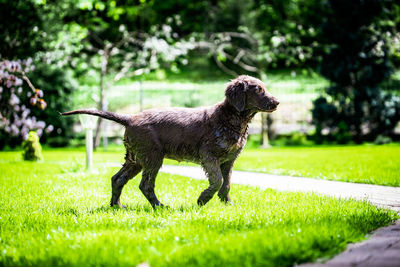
left=225, top=79, right=247, bottom=112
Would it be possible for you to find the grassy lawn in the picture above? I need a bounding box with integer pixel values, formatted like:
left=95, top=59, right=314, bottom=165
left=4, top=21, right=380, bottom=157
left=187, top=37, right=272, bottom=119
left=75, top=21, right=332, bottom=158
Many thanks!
left=0, top=151, right=398, bottom=266
left=233, top=144, right=400, bottom=187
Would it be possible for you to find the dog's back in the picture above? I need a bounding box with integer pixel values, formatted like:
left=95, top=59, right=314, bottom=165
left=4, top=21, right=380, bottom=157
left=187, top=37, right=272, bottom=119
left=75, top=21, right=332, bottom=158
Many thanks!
left=126, top=105, right=219, bottom=163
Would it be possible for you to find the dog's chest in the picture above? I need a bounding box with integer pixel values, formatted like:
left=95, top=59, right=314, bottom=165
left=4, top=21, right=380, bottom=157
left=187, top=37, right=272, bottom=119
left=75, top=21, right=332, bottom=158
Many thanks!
left=213, top=127, right=247, bottom=154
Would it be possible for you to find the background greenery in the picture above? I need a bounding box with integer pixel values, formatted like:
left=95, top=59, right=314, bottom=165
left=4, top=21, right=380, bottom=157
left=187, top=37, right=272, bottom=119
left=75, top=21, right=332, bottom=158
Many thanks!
left=1, top=0, right=400, bottom=146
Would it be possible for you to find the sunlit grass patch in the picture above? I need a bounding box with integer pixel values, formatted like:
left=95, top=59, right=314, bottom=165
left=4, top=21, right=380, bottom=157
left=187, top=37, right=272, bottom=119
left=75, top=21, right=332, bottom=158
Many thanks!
left=234, top=144, right=400, bottom=186
left=0, top=152, right=397, bottom=266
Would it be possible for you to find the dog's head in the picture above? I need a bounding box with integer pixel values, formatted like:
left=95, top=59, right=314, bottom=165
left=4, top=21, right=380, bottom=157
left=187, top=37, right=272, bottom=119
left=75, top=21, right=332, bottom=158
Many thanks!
left=225, top=75, right=279, bottom=112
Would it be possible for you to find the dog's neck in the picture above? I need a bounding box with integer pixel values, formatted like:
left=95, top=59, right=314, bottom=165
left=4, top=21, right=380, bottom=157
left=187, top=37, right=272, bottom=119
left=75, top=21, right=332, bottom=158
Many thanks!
left=219, top=100, right=257, bottom=135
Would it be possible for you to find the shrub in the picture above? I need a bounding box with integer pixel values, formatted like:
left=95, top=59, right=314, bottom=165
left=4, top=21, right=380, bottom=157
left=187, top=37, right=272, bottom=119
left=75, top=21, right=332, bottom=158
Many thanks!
left=312, top=0, right=400, bottom=142
left=285, top=132, right=308, bottom=146
left=374, top=135, right=392, bottom=145
left=29, top=63, right=77, bottom=147
left=22, top=131, right=43, bottom=161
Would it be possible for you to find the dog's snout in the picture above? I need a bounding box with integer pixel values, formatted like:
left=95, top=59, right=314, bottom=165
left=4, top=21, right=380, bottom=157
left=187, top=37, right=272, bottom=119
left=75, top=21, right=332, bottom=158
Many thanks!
left=271, top=97, right=279, bottom=106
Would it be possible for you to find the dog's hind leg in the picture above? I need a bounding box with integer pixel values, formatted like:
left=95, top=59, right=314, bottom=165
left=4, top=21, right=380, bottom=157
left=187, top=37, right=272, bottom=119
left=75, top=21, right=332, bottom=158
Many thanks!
left=111, top=162, right=142, bottom=207
left=197, top=158, right=223, bottom=206
left=139, top=154, right=164, bottom=208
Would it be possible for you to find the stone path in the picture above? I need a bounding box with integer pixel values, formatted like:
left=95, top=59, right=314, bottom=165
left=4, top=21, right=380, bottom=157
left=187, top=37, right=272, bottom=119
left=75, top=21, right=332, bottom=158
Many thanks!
left=159, top=165, right=400, bottom=267
left=301, top=220, right=400, bottom=267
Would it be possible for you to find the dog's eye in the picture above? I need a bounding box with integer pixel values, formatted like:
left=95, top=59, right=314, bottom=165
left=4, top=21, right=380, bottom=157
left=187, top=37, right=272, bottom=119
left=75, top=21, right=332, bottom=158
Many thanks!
left=255, top=86, right=262, bottom=93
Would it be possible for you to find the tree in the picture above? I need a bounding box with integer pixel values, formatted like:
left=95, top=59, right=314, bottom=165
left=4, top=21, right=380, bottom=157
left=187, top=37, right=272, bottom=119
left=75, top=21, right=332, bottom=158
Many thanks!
left=312, top=0, right=400, bottom=143
left=64, top=1, right=193, bottom=149
left=0, top=0, right=44, bottom=59
left=0, top=0, right=80, bottom=147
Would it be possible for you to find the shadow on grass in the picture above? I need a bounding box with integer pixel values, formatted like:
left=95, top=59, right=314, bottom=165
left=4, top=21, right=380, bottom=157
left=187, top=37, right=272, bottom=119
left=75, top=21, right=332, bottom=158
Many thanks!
left=84, top=203, right=202, bottom=214
left=1, top=255, right=70, bottom=267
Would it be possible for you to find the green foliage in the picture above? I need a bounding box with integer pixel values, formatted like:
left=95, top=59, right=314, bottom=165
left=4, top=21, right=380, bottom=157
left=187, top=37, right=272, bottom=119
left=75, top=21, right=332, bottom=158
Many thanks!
left=374, top=135, right=393, bottom=145
left=63, top=0, right=186, bottom=78
left=21, top=131, right=43, bottom=161
left=253, top=0, right=326, bottom=69
left=3, top=0, right=400, bottom=148
left=334, top=121, right=353, bottom=144
left=0, top=0, right=43, bottom=58
left=284, top=132, right=308, bottom=146
left=0, top=151, right=397, bottom=266
left=0, top=0, right=78, bottom=147
left=249, top=132, right=313, bottom=147
left=312, top=0, right=400, bottom=142
left=30, top=63, right=77, bottom=147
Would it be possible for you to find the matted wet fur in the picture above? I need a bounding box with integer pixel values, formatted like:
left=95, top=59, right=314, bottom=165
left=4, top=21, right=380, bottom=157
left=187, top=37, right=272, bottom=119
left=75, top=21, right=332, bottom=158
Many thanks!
left=62, top=75, right=279, bottom=208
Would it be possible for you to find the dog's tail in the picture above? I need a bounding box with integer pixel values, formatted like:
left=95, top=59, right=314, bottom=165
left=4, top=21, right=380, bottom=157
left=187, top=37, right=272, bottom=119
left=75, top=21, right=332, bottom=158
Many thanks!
left=61, top=109, right=131, bottom=126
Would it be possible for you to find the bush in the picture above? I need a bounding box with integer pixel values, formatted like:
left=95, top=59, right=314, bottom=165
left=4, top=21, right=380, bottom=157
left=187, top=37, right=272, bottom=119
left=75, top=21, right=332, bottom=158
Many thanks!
left=312, top=0, right=400, bottom=142
left=29, top=63, right=77, bottom=146
left=267, top=132, right=312, bottom=147
left=374, top=135, right=392, bottom=145
left=285, top=132, right=308, bottom=146
left=334, top=121, right=353, bottom=144
left=22, top=131, right=43, bottom=161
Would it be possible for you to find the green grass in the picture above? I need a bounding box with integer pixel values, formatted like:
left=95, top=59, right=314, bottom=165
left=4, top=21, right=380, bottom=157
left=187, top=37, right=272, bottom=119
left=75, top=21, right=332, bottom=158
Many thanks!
left=233, top=144, right=400, bottom=187
left=0, top=151, right=398, bottom=266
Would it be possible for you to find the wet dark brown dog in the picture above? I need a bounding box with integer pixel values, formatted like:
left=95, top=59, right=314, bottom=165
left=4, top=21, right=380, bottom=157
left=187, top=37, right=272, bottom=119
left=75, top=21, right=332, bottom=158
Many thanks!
left=62, top=75, right=279, bottom=208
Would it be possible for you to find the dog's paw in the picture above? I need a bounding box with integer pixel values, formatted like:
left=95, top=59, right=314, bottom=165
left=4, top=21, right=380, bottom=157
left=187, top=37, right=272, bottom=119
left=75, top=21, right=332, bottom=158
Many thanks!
left=226, top=201, right=234, bottom=206
left=153, top=203, right=170, bottom=210
left=111, top=203, right=126, bottom=209
left=219, top=198, right=234, bottom=206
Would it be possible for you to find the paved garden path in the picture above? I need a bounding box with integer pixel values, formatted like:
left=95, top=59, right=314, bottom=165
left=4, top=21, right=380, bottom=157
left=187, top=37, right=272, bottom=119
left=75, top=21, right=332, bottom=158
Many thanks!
left=159, top=165, right=400, bottom=267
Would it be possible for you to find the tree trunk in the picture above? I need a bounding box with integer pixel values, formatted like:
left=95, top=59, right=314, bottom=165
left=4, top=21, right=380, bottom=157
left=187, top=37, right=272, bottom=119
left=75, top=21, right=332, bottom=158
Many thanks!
left=260, top=113, right=270, bottom=148
left=102, top=99, right=108, bottom=149
left=94, top=51, right=109, bottom=150
left=93, top=113, right=102, bottom=149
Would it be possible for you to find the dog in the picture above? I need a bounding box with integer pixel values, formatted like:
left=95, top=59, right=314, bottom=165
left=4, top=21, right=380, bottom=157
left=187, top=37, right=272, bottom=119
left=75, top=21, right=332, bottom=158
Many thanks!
left=62, top=75, right=279, bottom=208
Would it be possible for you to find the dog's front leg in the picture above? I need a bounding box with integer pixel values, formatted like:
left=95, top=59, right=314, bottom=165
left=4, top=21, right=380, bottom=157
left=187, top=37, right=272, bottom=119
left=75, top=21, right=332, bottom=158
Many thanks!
left=198, top=159, right=223, bottom=206
left=218, top=160, right=235, bottom=203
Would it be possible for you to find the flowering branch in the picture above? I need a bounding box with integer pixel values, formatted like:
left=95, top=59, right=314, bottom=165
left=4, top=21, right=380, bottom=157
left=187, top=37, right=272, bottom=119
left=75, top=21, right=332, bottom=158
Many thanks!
left=0, top=58, right=51, bottom=138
